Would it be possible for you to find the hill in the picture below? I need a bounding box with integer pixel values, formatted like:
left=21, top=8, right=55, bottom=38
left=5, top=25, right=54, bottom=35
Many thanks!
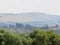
left=0, top=12, right=60, bottom=26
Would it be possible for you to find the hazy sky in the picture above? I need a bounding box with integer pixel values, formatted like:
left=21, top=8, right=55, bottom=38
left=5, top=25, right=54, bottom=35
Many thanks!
left=0, top=0, right=60, bottom=15
left=0, top=0, right=60, bottom=22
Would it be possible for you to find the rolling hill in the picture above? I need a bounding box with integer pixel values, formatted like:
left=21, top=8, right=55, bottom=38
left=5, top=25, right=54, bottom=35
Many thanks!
left=0, top=12, right=60, bottom=26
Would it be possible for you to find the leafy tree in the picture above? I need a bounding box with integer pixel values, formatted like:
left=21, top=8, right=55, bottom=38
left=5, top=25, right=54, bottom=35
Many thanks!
left=28, top=29, right=60, bottom=45
left=0, top=29, right=60, bottom=45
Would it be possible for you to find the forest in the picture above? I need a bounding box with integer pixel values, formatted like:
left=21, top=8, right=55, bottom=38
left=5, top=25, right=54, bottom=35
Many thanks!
left=0, top=29, right=60, bottom=45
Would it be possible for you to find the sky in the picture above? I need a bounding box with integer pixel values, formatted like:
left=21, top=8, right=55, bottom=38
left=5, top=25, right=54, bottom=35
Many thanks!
left=0, top=0, right=60, bottom=15
left=0, top=0, right=60, bottom=22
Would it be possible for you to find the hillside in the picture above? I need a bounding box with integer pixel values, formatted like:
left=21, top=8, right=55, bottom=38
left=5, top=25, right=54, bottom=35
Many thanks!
left=0, top=12, right=60, bottom=25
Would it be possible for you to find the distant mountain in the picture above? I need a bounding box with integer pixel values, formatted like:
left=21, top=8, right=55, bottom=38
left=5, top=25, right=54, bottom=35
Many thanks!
left=0, top=12, right=60, bottom=26
left=20, top=12, right=60, bottom=25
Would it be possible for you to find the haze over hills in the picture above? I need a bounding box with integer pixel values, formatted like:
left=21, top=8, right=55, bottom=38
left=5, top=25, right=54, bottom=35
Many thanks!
left=0, top=12, right=60, bottom=26
left=0, top=13, right=60, bottom=34
left=19, top=12, right=60, bottom=25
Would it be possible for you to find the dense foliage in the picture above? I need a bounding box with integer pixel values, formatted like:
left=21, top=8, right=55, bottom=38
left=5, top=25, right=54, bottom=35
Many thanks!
left=0, top=29, right=60, bottom=45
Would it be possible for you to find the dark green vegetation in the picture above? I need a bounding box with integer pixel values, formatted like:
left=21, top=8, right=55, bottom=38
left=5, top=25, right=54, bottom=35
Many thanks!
left=0, top=29, right=60, bottom=45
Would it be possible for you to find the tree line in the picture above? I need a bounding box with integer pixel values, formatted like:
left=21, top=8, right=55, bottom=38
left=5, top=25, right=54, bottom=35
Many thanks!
left=0, top=29, right=60, bottom=45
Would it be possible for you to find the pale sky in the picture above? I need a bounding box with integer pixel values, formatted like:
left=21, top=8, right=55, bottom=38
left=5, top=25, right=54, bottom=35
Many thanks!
left=0, top=0, right=60, bottom=15
left=0, top=0, right=60, bottom=22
